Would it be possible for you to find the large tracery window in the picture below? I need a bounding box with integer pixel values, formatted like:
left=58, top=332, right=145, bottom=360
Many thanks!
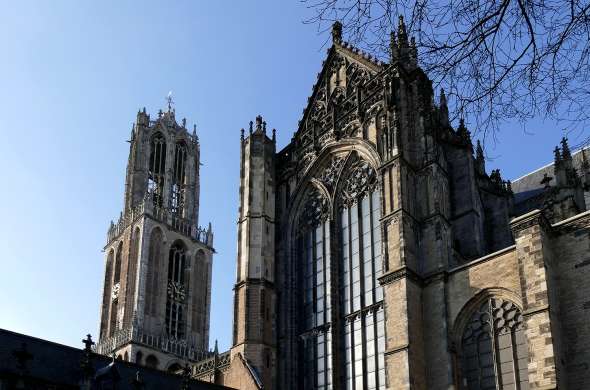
left=298, top=188, right=333, bottom=390
left=296, top=156, right=385, bottom=390
left=166, top=241, right=188, bottom=339
left=339, top=160, right=385, bottom=390
left=171, top=141, right=187, bottom=215
left=460, top=298, right=529, bottom=390
left=148, top=132, right=166, bottom=207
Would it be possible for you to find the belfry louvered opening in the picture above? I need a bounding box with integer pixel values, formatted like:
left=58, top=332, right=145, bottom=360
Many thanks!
left=171, top=141, right=187, bottom=215
left=148, top=132, right=166, bottom=207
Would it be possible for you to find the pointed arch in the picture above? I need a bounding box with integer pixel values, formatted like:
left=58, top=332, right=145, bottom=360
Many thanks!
left=192, top=249, right=208, bottom=344
left=148, top=131, right=167, bottom=207
left=171, top=140, right=188, bottom=215
left=145, top=227, right=164, bottom=317
left=124, top=227, right=141, bottom=327
left=335, top=153, right=385, bottom=390
left=452, top=289, right=528, bottom=390
left=166, top=239, right=188, bottom=339
left=100, top=249, right=114, bottom=339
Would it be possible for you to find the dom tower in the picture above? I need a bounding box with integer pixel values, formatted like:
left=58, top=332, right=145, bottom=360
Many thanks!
left=96, top=101, right=214, bottom=371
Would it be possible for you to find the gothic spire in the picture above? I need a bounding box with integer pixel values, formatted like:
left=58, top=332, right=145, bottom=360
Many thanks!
left=554, top=146, right=562, bottom=164
left=332, top=21, right=343, bottom=43
left=561, top=137, right=571, bottom=160
left=397, top=16, right=408, bottom=48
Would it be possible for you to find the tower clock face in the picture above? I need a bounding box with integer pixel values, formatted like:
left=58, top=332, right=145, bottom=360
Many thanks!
left=167, top=281, right=186, bottom=302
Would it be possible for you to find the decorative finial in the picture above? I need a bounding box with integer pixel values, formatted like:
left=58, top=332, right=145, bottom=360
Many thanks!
left=476, top=140, right=484, bottom=160
left=397, top=16, right=408, bottom=47
left=440, top=88, right=447, bottom=108
left=255, top=115, right=263, bottom=132
left=272, top=128, right=276, bottom=143
left=332, top=21, right=343, bottom=42
left=214, top=339, right=219, bottom=354
left=166, top=91, right=174, bottom=112
left=262, top=121, right=267, bottom=134
left=554, top=146, right=562, bottom=163
left=561, top=137, right=571, bottom=159
left=241, top=128, right=245, bottom=140
left=249, top=121, right=253, bottom=134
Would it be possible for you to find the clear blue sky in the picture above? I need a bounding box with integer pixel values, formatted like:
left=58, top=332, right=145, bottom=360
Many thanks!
left=0, top=1, right=579, bottom=352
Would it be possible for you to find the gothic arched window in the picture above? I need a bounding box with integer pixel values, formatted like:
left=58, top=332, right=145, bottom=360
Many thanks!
left=124, top=227, right=140, bottom=327
left=109, top=242, right=124, bottom=336
left=145, top=227, right=163, bottom=317
left=171, top=141, right=187, bottom=215
left=192, top=249, right=208, bottom=342
left=148, top=132, right=166, bottom=207
left=298, top=187, right=332, bottom=390
left=460, top=298, right=529, bottom=390
left=100, top=250, right=114, bottom=338
left=166, top=240, right=188, bottom=339
left=338, top=159, right=385, bottom=390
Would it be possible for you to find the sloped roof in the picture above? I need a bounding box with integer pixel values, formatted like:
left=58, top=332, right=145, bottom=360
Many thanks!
left=0, top=328, right=233, bottom=389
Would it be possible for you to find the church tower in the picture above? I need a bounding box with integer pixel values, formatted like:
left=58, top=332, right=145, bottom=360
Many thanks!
left=96, top=100, right=214, bottom=371
left=231, top=116, right=277, bottom=389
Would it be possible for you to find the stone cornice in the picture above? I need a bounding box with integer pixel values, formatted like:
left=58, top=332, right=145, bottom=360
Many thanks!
left=551, top=210, right=590, bottom=234
left=233, top=278, right=275, bottom=290
left=378, top=266, right=423, bottom=286
left=509, top=209, right=552, bottom=236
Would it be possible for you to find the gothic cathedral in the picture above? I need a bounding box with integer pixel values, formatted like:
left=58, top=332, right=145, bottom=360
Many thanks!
left=97, top=19, right=590, bottom=390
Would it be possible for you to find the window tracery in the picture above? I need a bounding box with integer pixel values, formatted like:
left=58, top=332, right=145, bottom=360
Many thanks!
left=340, top=160, right=378, bottom=208
left=460, top=298, right=529, bottom=390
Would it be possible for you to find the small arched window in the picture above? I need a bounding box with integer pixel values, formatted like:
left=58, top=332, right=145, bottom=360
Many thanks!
left=135, top=351, right=143, bottom=364
left=145, top=354, right=159, bottom=369
left=171, top=141, right=187, bottom=215
left=460, top=298, right=529, bottom=389
left=149, top=132, right=167, bottom=207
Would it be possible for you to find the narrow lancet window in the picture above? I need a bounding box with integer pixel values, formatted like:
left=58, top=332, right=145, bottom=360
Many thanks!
left=148, top=132, right=166, bottom=207
left=171, top=141, right=187, bottom=215
left=166, top=241, right=187, bottom=339
left=298, top=187, right=332, bottom=390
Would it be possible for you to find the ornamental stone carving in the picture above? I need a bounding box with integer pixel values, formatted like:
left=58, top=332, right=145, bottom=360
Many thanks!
left=340, top=160, right=378, bottom=207
left=300, top=188, right=329, bottom=231
left=318, top=156, right=345, bottom=192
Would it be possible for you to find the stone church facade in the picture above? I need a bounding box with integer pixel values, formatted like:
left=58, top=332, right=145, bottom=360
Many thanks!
left=96, top=19, right=590, bottom=390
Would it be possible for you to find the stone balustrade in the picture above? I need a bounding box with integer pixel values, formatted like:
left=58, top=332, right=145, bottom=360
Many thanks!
left=106, top=191, right=213, bottom=247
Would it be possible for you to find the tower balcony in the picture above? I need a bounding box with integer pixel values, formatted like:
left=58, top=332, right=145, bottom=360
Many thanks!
left=106, top=190, right=213, bottom=248
left=94, top=325, right=214, bottom=362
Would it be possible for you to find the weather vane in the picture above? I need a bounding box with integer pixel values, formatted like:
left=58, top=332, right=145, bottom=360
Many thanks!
left=166, top=91, right=174, bottom=112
